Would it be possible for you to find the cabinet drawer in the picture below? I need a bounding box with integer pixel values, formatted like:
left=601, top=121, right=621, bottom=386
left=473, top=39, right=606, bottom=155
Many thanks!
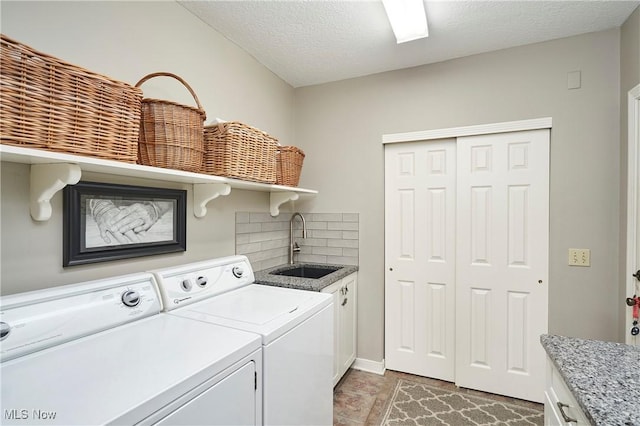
left=545, top=360, right=591, bottom=425
left=544, top=389, right=565, bottom=426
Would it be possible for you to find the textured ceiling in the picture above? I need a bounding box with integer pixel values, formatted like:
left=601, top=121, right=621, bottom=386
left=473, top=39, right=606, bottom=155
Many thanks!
left=179, top=0, right=640, bottom=88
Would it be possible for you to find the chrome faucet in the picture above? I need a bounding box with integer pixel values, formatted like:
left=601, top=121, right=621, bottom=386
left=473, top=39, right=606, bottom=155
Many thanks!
left=289, top=212, right=307, bottom=264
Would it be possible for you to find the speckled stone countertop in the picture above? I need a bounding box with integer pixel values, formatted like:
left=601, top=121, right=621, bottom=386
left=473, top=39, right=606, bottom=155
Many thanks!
left=540, top=334, right=640, bottom=426
left=254, top=263, right=358, bottom=292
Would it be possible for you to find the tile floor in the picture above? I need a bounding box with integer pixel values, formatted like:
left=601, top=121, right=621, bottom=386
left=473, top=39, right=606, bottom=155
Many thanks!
left=333, top=368, right=544, bottom=425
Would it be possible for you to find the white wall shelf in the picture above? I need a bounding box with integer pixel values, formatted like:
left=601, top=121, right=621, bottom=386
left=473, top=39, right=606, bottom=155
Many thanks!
left=0, top=145, right=317, bottom=221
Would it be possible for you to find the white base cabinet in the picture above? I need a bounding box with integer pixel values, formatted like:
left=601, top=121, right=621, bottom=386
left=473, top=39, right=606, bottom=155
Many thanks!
left=322, top=272, right=357, bottom=386
left=544, top=357, right=591, bottom=425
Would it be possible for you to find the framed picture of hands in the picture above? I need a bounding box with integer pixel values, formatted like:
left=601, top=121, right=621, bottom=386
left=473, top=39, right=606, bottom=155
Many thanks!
left=63, top=181, right=186, bottom=266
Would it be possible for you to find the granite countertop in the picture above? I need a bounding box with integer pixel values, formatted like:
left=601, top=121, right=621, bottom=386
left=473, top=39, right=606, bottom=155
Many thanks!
left=254, top=263, right=358, bottom=292
left=540, top=334, right=640, bottom=426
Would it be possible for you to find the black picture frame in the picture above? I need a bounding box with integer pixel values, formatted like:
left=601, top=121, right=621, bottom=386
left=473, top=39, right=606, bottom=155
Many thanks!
left=63, top=181, right=187, bottom=266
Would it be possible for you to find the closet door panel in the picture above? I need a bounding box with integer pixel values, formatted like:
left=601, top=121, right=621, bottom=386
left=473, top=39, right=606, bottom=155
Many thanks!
left=456, top=129, right=549, bottom=403
left=385, top=139, right=456, bottom=381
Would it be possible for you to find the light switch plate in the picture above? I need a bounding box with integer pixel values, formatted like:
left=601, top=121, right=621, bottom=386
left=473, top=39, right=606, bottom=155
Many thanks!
left=568, top=248, right=590, bottom=266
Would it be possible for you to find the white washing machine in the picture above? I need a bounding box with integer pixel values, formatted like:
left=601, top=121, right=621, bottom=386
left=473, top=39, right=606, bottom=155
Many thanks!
left=152, top=255, right=334, bottom=426
left=0, top=272, right=262, bottom=425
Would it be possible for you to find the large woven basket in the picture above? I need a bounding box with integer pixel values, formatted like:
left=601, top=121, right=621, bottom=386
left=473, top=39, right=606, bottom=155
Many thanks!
left=203, top=121, right=278, bottom=183
left=276, top=146, right=305, bottom=187
left=0, top=35, right=142, bottom=162
left=136, top=72, right=205, bottom=172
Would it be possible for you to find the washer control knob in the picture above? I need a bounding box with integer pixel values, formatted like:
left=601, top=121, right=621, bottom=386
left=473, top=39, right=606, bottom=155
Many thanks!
left=232, top=266, right=244, bottom=278
left=181, top=279, right=193, bottom=292
left=121, top=290, right=141, bottom=307
left=196, top=276, right=208, bottom=287
left=0, top=322, right=10, bottom=341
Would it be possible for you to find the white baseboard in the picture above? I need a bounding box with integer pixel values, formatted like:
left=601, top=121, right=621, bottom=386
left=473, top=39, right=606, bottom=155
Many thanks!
left=352, top=357, right=386, bottom=375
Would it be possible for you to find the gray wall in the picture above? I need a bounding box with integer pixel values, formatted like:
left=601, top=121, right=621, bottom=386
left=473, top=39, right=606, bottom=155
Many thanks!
left=619, top=6, right=640, bottom=342
left=621, top=6, right=640, bottom=99
left=0, top=1, right=296, bottom=294
left=294, top=29, right=622, bottom=363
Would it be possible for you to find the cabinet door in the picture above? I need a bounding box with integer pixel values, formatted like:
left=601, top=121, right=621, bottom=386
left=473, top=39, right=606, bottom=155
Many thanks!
left=322, top=281, right=342, bottom=386
left=339, top=273, right=357, bottom=375
left=330, top=288, right=341, bottom=385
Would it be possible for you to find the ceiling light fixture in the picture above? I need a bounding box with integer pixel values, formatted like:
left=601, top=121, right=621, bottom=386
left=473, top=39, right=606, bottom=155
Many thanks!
left=381, top=0, right=429, bottom=44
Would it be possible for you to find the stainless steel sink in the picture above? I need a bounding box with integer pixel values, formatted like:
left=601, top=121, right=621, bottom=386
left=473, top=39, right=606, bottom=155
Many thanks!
left=270, top=265, right=342, bottom=279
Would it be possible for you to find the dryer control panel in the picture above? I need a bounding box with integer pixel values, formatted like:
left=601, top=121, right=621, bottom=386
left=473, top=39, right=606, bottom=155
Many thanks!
left=0, top=273, right=161, bottom=362
left=152, top=255, right=255, bottom=311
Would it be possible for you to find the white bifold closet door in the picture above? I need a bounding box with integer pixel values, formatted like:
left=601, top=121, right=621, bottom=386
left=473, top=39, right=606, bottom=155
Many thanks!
left=385, top=129, right=549, bottom=403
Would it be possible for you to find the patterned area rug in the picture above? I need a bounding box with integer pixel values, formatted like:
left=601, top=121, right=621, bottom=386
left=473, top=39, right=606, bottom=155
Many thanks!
left=381, top=379, right=543, bottom=426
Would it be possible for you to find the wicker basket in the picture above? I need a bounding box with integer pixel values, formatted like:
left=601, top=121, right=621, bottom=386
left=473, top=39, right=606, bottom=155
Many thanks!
left=0, top=34, right=142, bottom=162
left=136, top=72, right=205, bottom=172
left=276, top=146, right=305, bottom=187
left=203, top=121, right=278, bottom=183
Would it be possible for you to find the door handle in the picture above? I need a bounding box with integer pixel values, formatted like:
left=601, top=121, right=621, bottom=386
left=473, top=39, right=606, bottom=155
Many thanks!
left=341, top=298, right=348, bottom=306
left=557, top=402, right=577, bottom=424
left=633, top=270, right=640, bottom=281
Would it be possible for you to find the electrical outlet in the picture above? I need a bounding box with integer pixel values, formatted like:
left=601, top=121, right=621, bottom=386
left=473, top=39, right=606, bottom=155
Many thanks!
left=568, top=248, right=590, bottom=266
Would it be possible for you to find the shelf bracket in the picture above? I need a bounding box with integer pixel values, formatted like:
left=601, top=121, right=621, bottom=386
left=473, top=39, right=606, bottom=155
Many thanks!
left=30, top=163, right=82, bottom=221
left=193, top=183, right=231, bottom=218
left=270, top=191, right=299, bottom=217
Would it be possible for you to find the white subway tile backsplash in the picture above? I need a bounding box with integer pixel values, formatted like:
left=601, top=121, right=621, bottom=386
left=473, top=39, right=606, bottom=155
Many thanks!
left=236, top=212, right=250, bottom=223
left=237, top=242, right=262, bottom=254
left=249, top=212, right=274, bottom=223
left=300, top=238, right=328, bottom=247
left=306, top=222, right=328, bottom=230
left=260, top=221, right=289, bottom=232
left=256, top=256, right=289, bottom=271
left=237, top=223, right=262, bottom=233
left=236, top=234, right=250, bottom=244
left=261, top=239, right=288, bottom=250
left=327, top=221, right=359, bottom=231
left=308, top=213, right=342, bottom=222
left=249, top=230, right=288, bottom=243
left=342, top=248, right=359, bottom=257
left=327, top=239, right=358, bottom=248
left=342, top=231, right=359, bottom=240
left=311, top=246, right=343, bottom=256
left=308, top=229, right=342, bottom=239
left=235, top=212, right=359, bottom=271
left=297, top=254, right=328, bottom=264
left=342, top=213, right=359, bottom=222
left=251, top=247, right=287, bottom=262
left=326, top=256, right=358, bottom=266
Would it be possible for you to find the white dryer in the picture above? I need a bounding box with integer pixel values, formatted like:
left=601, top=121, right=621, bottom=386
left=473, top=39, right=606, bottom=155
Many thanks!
left=0, top=273, right=262, bottom=425
left=152, top=255, right=334, bottom=426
